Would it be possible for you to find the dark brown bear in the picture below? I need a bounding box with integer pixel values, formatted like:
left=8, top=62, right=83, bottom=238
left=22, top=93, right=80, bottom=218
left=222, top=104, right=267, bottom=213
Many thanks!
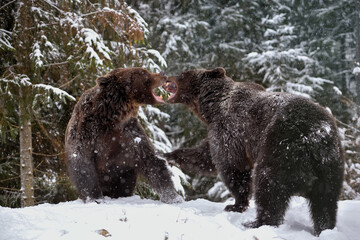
left=163, top=68, right=344, bottom=235
left=65, top=67, right=183, bottom=204
left=164, top=138, right=217, bottom=177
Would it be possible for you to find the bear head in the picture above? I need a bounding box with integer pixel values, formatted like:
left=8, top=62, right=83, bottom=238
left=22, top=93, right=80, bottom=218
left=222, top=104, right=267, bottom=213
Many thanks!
left=163, top=67, right=226, bottom=121
left=96, top=67, right=166, bottom=105
left=163, top=67, right=226, bottom=104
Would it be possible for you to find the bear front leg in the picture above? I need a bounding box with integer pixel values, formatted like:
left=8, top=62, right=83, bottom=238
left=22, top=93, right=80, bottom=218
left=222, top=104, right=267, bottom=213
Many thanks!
left=209, top=129, right=252, bottom=212
left=139, top=155, right=184, bottom=204
left=219, top=166, right=252, bottom=212
left=126, top=117, right=183, bottom=204
left=163, top=138, right=217, bottom=176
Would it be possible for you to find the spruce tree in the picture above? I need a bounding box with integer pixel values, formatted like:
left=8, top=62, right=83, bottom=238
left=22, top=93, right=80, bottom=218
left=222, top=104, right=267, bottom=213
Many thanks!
left=128, top=0, right=360, bottom=200
left=0, top=0, right=168, bottom=207
left=243, top=0, right=331, bottom=98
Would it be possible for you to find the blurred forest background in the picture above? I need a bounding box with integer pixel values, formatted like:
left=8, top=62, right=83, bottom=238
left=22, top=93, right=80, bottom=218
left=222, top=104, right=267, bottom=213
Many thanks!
left=0, top=0, right=359, bottom=208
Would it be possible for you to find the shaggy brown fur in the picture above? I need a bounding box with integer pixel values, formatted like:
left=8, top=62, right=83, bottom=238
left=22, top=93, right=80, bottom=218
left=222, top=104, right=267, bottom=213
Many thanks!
left=65, top=67, right=183, bottom=204
left=164, top=67, right=344, bottom=235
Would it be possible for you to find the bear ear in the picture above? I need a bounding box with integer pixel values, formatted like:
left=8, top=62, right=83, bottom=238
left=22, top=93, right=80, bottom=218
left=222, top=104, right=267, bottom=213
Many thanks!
left=206, top=67, right=226, bottom=78
left=96, top=75, right=114, bottom=87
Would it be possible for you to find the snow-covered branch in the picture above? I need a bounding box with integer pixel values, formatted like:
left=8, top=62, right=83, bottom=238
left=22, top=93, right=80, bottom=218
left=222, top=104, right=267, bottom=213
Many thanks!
left=0, top=29, right=14, bottom=50
left=33, top=84, right=75, bottom=101
left=353, top=66, right=360, bottom=75
left=40, top=0, right=66, bottom=15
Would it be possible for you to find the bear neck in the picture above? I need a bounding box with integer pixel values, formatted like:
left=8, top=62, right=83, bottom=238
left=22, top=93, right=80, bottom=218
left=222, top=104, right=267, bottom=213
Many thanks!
left=92, top=85, right=136, bottom=128
left=198, top=77, right=234, bottom=125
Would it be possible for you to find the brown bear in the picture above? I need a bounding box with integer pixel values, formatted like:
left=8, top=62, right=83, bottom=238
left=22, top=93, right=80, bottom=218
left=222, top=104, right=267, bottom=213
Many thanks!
left=65, top=67, right=183, bottom=204
left=164, top=138, right=217, bottom=177
left=163, top=67, right=344, bottom=235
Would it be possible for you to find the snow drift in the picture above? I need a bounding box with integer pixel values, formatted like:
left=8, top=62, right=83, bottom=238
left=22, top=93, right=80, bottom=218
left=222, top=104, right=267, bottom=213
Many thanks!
left=0, top=196, right=359, bottom=240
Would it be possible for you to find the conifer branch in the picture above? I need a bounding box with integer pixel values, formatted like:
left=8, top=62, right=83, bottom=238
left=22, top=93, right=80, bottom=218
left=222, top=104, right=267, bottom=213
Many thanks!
left=0, top=0, right=16, bottom=11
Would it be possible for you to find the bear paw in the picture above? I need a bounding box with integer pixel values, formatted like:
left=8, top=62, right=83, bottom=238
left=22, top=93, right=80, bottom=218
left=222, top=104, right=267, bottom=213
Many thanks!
left=170, top=195, right=185, bottom=204
left=242, top=220, right=261, bottom=228
left=224, top=204, right=248, bottom=213
left=243, top=220, right=280, bottom=229
left=83, top=196, right=105, bottom=204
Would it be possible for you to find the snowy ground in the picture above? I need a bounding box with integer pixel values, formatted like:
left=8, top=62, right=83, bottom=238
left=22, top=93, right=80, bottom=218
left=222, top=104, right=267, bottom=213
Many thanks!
left=0, top=196, right=359, bottom=240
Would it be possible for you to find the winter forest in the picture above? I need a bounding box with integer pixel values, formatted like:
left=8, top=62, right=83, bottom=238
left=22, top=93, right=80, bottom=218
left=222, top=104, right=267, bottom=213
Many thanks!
left=1, top=0, right=360, bottom=237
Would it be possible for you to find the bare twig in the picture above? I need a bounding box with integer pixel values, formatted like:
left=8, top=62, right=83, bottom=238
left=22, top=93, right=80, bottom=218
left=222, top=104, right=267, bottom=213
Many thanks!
left=32, top=111, right=62, bottom=151
left=42, top=61, right=69, bottom=67
left=59, top=75, right=80, bottom=89
left=0, top=0, right=16, bottom=11
left=0, top=186, right=20, bottom=192
left=0, top=176, right=20, bottom=183
left=40, top=0, right=65, bottom=15
left=32, top=152, right=64, bottom=157
left=335, top=118, right=360, bottom=133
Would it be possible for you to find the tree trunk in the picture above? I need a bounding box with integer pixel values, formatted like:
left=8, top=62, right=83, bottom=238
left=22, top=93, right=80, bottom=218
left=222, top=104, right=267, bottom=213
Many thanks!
left=19, top=87, right=34, bottom=207
left=356, top=0, right=360, bottom=105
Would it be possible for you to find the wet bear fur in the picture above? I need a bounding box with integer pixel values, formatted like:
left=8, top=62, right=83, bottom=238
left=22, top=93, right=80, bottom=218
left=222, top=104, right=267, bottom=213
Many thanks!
left=165, top=67, right=344, bottom=235
left=65, top=67, right=183, bottom=204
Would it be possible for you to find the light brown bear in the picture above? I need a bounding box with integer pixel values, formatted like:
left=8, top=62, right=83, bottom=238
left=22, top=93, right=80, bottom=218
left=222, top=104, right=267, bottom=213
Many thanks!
left=65, top=67, right=183, bottom=204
